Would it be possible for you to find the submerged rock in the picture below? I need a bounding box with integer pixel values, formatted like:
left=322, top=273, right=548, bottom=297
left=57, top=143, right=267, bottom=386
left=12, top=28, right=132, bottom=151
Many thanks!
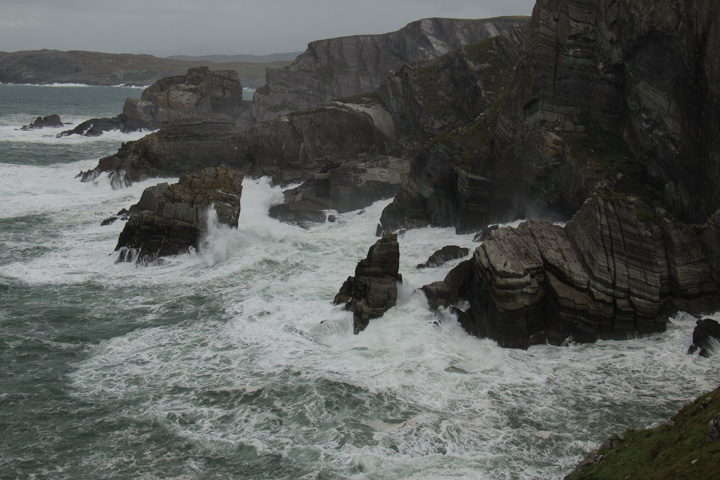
left=21, top=114, right=64, bottom=130
left=115, top=165, right=243, bottom=263
left=334, top=234, right=402, bottom=333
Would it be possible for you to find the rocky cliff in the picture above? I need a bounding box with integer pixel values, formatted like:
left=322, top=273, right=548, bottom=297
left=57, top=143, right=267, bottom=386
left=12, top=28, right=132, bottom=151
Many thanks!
left=424, top=193, right=720, bottom=348
left=116, top=165, right=243, bottom=263
left=252, top=16, right=529, bottom=122
left=381, top=0, right=720, bottom=233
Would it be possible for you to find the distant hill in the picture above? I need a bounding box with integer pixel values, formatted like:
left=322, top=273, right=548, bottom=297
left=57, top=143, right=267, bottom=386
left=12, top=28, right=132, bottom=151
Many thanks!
left=0, top=49, right=293, bottom=88
left=168, top=53, right=301, bottom=63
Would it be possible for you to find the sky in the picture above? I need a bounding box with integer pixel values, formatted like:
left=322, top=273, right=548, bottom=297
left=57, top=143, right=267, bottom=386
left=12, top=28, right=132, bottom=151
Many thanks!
left=0, top=0, right=537, bottom=57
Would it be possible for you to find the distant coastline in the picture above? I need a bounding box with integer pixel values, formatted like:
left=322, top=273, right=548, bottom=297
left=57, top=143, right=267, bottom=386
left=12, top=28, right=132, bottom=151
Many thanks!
left=0, top=49, right=297, bottom=88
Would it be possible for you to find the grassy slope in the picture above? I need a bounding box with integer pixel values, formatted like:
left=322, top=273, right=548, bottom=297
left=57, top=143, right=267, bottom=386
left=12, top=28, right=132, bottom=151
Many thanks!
left=567, top=385, right=720, bottom=480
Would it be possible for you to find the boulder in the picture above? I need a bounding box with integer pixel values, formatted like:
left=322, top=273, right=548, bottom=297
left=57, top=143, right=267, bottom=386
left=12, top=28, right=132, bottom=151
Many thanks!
left=425, top=195, right=719, bottom=348
left=334, top=234, right=402, bottom=333
left=115, top=165, right=243, bottom=263
left=417, top=245, right=470, bottom=269
left=688, top=319, right=720, bottom=357
left=21, top=114, right=64, bottom=130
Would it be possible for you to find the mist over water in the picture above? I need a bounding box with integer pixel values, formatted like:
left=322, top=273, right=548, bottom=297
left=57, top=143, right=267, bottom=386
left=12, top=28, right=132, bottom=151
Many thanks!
left=0, top=84, right=717, bottom=480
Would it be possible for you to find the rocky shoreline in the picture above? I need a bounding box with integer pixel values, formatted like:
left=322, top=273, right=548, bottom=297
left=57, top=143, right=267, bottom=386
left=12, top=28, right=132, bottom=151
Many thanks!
left=64, top=3, right=720, bottom=475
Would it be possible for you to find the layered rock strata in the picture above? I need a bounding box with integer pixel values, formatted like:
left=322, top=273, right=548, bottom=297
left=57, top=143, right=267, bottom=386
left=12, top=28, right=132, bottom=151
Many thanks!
left=334, top=234, right=402, bottom=333
left=381, top=0, right=720, bottom=233
left=60, top=67, right=247, bottom=136
left=253, top=16, right=529, bottom=122
left=116, top=165, right=243, bottom=263
left=80, top=119, right=241, bottom=188
left=688, top=319, right=720, bottom=358
left=426, top=195, right=720, bottom=348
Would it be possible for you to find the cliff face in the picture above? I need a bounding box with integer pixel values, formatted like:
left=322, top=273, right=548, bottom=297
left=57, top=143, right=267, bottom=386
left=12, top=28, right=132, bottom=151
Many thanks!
left=381, top=0, right=720, bottom=233
left=252, top=16, right=529, bottom=122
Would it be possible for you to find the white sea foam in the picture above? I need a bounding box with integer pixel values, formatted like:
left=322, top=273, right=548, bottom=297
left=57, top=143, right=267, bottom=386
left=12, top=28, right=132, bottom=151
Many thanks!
left=0, top=122, right=153, bottom=145
left=54, top=177, right=719, bottom=479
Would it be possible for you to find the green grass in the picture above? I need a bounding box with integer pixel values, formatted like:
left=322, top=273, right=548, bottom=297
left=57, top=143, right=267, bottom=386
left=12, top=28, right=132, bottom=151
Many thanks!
left=336, top=91, right=385, bottom=106
left=569, top=385, right=720, bottom=479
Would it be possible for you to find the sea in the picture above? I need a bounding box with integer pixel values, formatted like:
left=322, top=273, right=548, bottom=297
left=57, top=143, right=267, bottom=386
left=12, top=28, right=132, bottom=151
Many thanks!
left=0, top=83, right=717, bottom=480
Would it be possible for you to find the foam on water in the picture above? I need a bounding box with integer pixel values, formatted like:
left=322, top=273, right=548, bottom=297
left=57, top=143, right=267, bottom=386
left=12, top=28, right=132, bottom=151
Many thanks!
left=50, top=177, right=717, bottom=479
left=2, top=84, right=718, bottom=480
left=0, top=122, right=153, bottom=145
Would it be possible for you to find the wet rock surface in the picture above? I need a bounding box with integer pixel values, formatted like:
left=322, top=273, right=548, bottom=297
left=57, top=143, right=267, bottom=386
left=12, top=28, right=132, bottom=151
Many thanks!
left=334, top=234, right=402, bottom=333
left=425, top=195, right=720, bottom=348
left=417, top=246, right=469, bottom=269
left=115, top=165, right=243, bottom=263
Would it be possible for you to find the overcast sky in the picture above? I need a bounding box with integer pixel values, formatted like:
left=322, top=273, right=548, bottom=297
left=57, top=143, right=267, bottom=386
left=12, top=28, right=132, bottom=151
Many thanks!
left=0, top=0, right=536, bottom=57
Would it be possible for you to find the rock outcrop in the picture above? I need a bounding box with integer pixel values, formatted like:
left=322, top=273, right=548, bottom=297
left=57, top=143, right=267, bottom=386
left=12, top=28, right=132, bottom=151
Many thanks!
left=115, top=165, right=243, bottom=263
left=334, top=234, right=402, bottom=333
left=252, top=16, right=529, bottom=122
left=20, top=114, right=64, bottom=130
left=60, top=67, right=247, bottom=137
left=417, top=246, right=469, bottom=269
left=425, top=194, right=720, bottom=348
left=380, top=0, right=720, bottom=233
left=80, top=119, right=241, bottom=187
left=688, top=319, right=720, bottom=357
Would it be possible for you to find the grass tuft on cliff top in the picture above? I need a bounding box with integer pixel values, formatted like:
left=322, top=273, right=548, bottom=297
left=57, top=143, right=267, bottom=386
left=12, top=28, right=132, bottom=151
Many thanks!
left=567, top=385, right=720, bottom=480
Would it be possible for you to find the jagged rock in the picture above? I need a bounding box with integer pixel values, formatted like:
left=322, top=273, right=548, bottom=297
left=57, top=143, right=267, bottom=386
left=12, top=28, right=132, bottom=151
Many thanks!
left=378, top=26, right=527, bottom=150
left=115, top=165, right=243, bottom=263
left=57, top=116, right=125, bottom=137
left=424, top=195, right=719, bottom=348
left=59, top=67, right=247, bottom=137
left=473, top=225, right=499, bottom=242
left=20, top=114, right=64, bottom=130
left=79, top=119, right=241, bottom=187
left=252, top=17, right=529, bottom=122
left=417, top=246, right=469, bottom=269
left=688, top=319, right=720, bottom=357
left=334, top=234, right=402, bottom=333
left=268, top=195, right=332, bottom=228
